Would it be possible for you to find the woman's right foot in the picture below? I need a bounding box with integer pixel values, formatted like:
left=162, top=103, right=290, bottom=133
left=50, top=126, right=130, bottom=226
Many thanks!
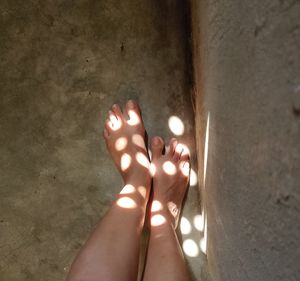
left=150, top=137, right=191, bottom=228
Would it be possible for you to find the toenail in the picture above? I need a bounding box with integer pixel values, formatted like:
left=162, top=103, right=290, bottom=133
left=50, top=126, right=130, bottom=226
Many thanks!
left=153, top=137, right=160, bottom=145
left=171, top=138, right=178, bottom=145
left=127, top=100, right=135, bottom=109
left=112, top=104, right=118, bottom=109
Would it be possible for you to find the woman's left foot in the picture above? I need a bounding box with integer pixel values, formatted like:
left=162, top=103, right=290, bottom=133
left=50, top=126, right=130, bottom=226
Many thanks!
left=103, top=100, right=151, bottom=201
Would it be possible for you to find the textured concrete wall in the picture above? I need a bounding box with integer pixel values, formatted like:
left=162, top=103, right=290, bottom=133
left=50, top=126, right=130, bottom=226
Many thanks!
left=191, top=0, right=300, bottom=280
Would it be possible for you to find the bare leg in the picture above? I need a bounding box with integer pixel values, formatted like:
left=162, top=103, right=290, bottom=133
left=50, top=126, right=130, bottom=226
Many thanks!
left=143, top=137, right=190, bottom=281
left=67, top=100, right=151, bottom=281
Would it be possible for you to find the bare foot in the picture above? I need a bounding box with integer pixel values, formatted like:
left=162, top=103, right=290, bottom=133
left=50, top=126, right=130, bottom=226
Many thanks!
left=150, top=137, right=190, bottom=228
left=103, top=100, right=151, bottom=202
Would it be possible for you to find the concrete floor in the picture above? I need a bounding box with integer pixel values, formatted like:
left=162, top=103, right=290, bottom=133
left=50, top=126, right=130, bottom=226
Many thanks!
left=0, top=1, right=206, bottom=280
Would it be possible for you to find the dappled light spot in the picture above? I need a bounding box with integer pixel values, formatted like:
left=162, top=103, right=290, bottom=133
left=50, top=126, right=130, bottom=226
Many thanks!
left=200, top=213, right=208, bottom=254
left=110, top=116, right=122, bottom=131
left=120, top=184, right=135, bottom=195
left=121, top=153, right=132, bottom=171
left=190, top=169, right=198, bottom=186
left=115, top=137, right=128, bottom=151
left=132, top=134, right=144, bottom=149
left=137, top=186, right=147, bottom=198
left=204, top=112, right=210, bottom=186
left=200, top=237, right=207, bottom=254
left=180, top=216, right=192, bottom=235
left=127, top=110, right=140, bottom=126
left=163, top=161, right=176, bottom=175
left=151, top=214, right=166, bottom=226
left=183, top=239, right=199, bottom=257
left=151, top=200, right=163, bottom=212
left=168, top=116, right=184, bottom=136
left=150, top=163, right=156, bottom=176
left=107, top=120, right=114, bottom=130
left=175, top=143, right=190, bottom=156
left=116, top=197, right=137, bottom=209
left=180, top=161, right=190, bottom=177
left=193, top=214, right=204, bottom=232
left=136, top=152, right=149, bottom=168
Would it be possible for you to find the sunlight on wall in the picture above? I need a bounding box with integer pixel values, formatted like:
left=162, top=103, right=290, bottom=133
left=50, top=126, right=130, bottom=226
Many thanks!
left=193, top=214, right=204, bottom=232
left=163, top=161, right=177, bottom=175
left=197, top=112, right=210, bottom=255
left=168, top=116, right=185, bottom=136
left=190, top=168, right=198, bottom=186
left=183, top=239, right=199, bottom=257
left=200, top=213, right=208, bottom=254
left=116, top=197, right=137, bottom=209
left=204, top=112, right=210, bottom=186
left=180, top=216, right=192, bottom=235
left=115, top=137, right=128, bottom=151
left=121, top=153, right=132, bottom=171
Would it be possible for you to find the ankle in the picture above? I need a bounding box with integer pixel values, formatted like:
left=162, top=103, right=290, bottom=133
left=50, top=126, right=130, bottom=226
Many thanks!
left=121, top=179, right=151, bottom=205
left=124, top=172, right=151, bottom=187
left=150, top=200, right=180, bottom=229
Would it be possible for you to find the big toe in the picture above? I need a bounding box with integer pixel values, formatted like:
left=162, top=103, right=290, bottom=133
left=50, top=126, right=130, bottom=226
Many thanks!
left=151, top=136, right=164, bottom=160
left=112, top=104, right=124, bottom=122
left=126, top=100, right=142, bottom=126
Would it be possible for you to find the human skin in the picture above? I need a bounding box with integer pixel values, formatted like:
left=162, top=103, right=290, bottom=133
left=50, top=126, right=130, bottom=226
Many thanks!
left=66, top=100, right=190, bottom=281
left=143, top=136, right=190, bottom=281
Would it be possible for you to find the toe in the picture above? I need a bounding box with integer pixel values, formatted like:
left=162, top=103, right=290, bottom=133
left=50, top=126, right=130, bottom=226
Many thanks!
left=126, top=100, right=142, bottom=126
left=105, top=119, right=113, bottom=132
left=173, top=143, right=183, bottom=161
left=167, top=138, right=178, bottom=157
left=180, top=159, right=191, bottom=178
left=103, top=128, right=110, bottom=139
left=108, top=110, right=116, bottom=121
left=151, top=136, right=164, bottom=160
left=179, top=144, right=190, bottom=160
left=112, top=104, right=124, bottom=121
left=108, top=110, right=121, bottom=130
left=173, top=143, right=189, bottom=161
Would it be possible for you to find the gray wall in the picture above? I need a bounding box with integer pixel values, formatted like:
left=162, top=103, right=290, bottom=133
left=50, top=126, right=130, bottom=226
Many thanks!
left=191, top=0, right=300, bottom=280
